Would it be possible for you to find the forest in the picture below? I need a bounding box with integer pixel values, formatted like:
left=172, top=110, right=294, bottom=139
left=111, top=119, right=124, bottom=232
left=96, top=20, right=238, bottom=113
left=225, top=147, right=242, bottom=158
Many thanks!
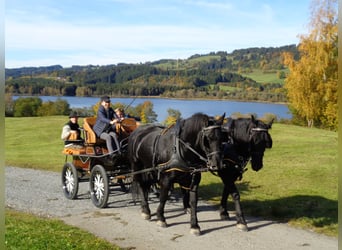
left=5, top=45, right=298, bottom=103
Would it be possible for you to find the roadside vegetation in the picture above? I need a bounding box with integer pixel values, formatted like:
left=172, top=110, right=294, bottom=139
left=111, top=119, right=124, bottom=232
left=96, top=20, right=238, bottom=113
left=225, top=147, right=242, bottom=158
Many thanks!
left=5, top=116, right=337, bottom=238
left=5, top=209, right=121, bottom=250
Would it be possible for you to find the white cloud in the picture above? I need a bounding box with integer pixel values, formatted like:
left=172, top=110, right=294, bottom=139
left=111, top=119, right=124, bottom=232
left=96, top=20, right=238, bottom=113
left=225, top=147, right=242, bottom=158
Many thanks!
left=5, top=0, right=307, bottom=68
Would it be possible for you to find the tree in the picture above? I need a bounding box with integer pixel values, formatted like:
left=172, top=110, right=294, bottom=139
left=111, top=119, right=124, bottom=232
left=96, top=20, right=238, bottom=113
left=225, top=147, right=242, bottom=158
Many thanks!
left=163, top=108, right=182, bottom=126
left=283, top=0, right=337, bottom=129
left=135, top=101, right=157, bottom=123
left=13, top=97, right=42, bottom=117
left=5, top=93, right=14, bottom=117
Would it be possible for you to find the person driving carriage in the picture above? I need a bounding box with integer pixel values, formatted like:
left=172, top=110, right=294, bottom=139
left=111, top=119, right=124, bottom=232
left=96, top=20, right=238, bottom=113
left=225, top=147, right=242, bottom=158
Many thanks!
left=93, top=96, right=121, bottom=154
left=61, top=111, right=82, bottom=145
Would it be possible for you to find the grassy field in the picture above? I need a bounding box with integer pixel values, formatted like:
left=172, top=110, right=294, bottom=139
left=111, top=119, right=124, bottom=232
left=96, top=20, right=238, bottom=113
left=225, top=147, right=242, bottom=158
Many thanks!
left=5, top=116, right=338, bottom=238
left=240, top=68, right=287, bottom=84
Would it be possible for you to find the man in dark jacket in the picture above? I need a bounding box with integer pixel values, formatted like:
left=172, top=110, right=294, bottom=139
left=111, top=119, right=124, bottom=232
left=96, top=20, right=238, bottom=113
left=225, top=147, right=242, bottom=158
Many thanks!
left=93, top=96, right=120, bottom=154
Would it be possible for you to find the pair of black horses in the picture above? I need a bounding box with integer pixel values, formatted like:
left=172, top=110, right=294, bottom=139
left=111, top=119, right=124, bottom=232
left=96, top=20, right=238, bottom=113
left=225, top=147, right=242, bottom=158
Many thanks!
left=127, top=112, right=273, bottom=235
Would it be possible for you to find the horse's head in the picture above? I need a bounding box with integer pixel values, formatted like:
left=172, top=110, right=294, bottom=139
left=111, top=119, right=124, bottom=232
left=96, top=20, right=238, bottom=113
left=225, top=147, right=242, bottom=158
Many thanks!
left=201, top=113, right=226, bottom=170
left=248, top=116, right=273, bottom=171
left=222, top=115, right=273, bottom=172
left=182, top=113, right=225, bottom=170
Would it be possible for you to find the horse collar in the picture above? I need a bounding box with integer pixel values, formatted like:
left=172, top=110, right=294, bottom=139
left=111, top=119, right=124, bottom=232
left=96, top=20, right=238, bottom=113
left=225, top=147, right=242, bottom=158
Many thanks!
left=154, top=119, right=189, bottom=172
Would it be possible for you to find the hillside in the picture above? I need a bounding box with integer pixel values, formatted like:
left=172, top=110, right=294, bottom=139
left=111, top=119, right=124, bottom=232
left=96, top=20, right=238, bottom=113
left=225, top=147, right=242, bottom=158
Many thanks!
left=5, top=45, right=298, bottom=102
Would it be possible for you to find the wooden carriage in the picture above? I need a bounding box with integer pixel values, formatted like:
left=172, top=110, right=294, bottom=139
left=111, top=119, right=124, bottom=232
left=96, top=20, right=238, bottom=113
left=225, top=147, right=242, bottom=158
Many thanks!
left=61, top=117, right=139, bottom=208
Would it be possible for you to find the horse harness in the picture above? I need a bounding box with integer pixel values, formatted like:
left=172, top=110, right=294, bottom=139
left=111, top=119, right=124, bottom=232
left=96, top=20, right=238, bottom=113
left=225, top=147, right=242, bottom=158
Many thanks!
left=221, top=123, right=269, bottom=180
left=152, top=120, right=221, bottom=175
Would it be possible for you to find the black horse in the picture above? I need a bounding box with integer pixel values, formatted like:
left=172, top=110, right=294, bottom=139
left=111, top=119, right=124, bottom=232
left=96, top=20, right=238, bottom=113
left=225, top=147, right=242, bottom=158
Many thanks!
left=128, top=113, right=225, bottom=235
left=218, top=115, right=273, bottom=231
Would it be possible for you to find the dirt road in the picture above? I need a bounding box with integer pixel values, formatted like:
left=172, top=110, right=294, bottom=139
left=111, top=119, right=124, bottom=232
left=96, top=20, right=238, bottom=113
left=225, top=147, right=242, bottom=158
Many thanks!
left=5, top=166, right=338, bottom=250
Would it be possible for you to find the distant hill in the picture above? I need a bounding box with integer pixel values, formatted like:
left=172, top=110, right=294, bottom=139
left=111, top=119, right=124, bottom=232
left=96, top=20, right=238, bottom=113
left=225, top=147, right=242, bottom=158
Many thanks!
left=5, top=65, right=63, bottom=78
left=5, top=45, right=299, bottom=103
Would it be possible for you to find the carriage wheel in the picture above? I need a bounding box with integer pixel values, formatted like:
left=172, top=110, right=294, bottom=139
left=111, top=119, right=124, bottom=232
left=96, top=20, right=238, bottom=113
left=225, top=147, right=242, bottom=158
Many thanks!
left=89, top=165, right=109, bottom=208
left=61, top=162, right=79, bottom=200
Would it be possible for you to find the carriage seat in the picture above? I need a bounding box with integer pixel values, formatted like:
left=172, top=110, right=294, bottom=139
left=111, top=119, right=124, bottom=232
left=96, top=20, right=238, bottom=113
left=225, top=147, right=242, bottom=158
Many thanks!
left=83, top=117, right=105, bottom=145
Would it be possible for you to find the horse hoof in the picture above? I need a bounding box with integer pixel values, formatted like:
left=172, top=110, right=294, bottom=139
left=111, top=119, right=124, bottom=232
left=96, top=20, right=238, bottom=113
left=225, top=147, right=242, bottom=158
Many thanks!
left=184, top=208, right=191, bottom=214
left=220, top=214, right=230, bottom=220
left=237, top=223, right=248, bottom=232
left=156, top=220, right=167, bottom=228
left=141, top=212, right=151, bottom=220
left=190, top=228, right=201, bottom=236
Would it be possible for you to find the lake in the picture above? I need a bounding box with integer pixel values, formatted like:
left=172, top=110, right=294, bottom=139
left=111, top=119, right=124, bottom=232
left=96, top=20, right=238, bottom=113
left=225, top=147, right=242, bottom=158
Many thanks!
left=13, top=96, right=291, bottom=122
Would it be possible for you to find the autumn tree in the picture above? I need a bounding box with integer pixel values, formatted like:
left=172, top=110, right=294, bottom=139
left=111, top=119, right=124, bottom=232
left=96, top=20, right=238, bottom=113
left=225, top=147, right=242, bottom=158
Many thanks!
left=283, top=0, right=337, bottom=129
left=163, top=108, right=182, bottom=126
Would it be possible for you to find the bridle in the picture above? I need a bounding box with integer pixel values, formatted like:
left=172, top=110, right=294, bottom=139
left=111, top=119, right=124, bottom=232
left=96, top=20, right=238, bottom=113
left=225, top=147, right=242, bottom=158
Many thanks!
left=197, top=125, right=222, bottom=168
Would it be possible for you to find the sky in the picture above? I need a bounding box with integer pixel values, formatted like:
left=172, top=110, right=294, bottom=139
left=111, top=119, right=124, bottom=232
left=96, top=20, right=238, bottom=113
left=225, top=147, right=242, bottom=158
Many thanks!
left=5, top=0, right=313, bottom=69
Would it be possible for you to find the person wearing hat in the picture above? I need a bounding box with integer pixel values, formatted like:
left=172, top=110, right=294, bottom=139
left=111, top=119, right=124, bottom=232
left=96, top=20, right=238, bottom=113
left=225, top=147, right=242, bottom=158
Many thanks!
left=61, top=111, right=82, bottom=145
left=93, top=96, right=121, bottom=154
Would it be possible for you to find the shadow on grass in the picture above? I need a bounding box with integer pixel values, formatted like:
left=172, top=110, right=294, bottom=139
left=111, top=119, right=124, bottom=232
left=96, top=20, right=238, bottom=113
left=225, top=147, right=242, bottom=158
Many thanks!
left=198, top=181, right=337, bottom=230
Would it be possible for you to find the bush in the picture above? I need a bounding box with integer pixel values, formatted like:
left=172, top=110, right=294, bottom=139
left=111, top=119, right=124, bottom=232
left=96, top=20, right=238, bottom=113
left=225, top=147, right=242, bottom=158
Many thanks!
left=13, top=97, right=42, bottom=117
left=12, top=97, right=71, bottom=117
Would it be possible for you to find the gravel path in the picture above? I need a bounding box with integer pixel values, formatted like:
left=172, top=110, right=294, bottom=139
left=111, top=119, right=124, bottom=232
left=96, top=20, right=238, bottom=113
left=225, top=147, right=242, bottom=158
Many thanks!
left=6, top=166, right=337, bottom=250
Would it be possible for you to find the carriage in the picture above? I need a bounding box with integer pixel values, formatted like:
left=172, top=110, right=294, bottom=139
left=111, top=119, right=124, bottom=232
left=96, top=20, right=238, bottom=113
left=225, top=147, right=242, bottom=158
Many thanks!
left=61, top=117, right=138, bottom=208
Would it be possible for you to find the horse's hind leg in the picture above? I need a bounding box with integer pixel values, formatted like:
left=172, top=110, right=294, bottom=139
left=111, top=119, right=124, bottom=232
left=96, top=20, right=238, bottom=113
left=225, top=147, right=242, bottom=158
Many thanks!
left=156, top=178, right=172, bottom=227
left=138, top=181, right=151, bottom=220
left=189, top=173, right=201, bottom=235
left=181, top=187, right=191, bottom=214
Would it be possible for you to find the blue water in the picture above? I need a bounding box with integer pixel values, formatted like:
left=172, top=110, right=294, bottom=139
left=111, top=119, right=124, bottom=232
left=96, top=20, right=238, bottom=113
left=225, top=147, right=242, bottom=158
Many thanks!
left=13, top=96, right=291, bottom=122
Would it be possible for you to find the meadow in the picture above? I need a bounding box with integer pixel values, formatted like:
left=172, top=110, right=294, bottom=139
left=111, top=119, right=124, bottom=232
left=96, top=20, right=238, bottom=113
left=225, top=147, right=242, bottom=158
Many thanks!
left=5, top=116, right=337, bottom=245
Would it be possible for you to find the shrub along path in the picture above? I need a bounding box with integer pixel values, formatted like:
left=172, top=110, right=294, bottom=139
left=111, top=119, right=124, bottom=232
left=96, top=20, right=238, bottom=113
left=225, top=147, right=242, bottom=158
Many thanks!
left=5, top=166, right=337, bottom=250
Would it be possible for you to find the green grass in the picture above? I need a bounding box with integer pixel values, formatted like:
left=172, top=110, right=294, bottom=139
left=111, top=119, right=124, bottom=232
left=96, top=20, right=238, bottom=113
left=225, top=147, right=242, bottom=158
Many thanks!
left=240, top=69, right=286, bottom=84
left=5, top=117, right=338, bottom=237
left=5, top=116, right=72, bottom=171
left=5, top=209, right=121, bottom=250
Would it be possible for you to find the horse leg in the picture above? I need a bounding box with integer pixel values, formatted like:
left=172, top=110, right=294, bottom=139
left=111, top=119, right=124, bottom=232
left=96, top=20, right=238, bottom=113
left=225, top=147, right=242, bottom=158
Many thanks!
left=139, top=182, right=151, bottom=220
left=189, top=173, right=201, bottom=235
left=181, top=187, right=191, bottom=214
left=231, top=186, right=248, bottom=231
left=219, top=183, right=230, bottom=220
left=156, top=178, right=172, bottom=227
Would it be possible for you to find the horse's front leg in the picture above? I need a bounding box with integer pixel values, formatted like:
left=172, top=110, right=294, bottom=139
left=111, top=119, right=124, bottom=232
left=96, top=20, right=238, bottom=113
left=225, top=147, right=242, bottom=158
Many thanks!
left=231, top=186, right=248, bottom=231
left=156, top=177, right=172, bottom=227
left=219, top=182, right=230, bottom=220
left=189, top=173, right=201, bottom=235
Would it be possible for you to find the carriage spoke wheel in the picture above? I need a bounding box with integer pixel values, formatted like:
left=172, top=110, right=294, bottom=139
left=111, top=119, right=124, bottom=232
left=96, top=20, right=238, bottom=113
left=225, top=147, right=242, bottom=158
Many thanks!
left=61, top=162, right=79, bottom=199
left=90, top=165, right=109, bottom=208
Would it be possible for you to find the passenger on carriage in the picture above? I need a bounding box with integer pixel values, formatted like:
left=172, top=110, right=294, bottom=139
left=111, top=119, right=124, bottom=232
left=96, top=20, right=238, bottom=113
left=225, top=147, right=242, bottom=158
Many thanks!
left=93, top=96, right=121, bottom=154
left=61, top=111, right=83, bottom=145
left=115, top=107, right=141, bottom=126
left=114, top=107, right=126, bottom=122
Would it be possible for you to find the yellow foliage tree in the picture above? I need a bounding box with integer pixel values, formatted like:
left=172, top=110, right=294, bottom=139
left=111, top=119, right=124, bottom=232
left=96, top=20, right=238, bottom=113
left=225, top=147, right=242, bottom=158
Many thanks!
left=283, top=0, right=337, bottom=129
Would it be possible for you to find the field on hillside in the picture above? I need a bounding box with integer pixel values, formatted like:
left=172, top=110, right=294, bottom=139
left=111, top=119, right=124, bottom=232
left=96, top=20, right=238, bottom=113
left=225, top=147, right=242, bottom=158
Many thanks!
left=240, top=69, right=286, bottom=84
left=5, top=116, right=337, bottom=236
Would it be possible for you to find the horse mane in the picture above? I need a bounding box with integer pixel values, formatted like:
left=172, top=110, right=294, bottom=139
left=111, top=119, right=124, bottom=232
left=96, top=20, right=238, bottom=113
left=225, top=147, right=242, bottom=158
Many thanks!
left=180, top=113, right=210, bottom=137
left=228, top=117, right=253, bottom=143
